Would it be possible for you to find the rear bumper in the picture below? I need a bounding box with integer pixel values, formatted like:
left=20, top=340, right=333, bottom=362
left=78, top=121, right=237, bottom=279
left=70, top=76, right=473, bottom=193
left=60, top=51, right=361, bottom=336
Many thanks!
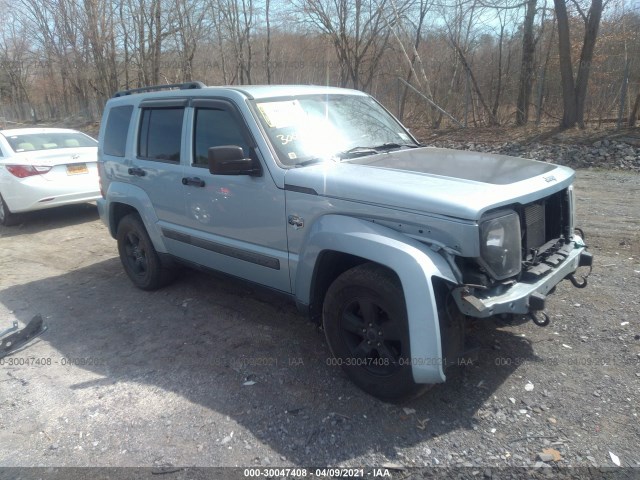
left=2, top=173, right=100, bottom=213
left=12, top=192, right=101, bottom=212
left=96, top=198, right=112, bottom=234
left=453, top=237, right=591, bottom=318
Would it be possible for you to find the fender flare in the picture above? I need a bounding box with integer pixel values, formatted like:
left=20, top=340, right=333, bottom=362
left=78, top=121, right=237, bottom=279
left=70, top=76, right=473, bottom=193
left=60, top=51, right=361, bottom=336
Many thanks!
left=295, top=215, right=458, bottom=384
left=104, top=182, right=168, bottom=253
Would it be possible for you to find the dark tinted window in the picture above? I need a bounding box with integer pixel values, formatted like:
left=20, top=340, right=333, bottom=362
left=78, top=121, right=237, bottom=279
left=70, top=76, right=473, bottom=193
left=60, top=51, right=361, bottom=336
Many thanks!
left=103, top=105, right=133, bottom=157
left=193, top=108, right=250, bottom=166
left=138, top=108, right=184, bottom=162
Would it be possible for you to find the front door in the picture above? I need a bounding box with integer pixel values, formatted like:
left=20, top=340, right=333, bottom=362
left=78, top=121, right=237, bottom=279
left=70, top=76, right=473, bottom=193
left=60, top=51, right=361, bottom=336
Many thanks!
left=167, top=99, right=290, bottom=292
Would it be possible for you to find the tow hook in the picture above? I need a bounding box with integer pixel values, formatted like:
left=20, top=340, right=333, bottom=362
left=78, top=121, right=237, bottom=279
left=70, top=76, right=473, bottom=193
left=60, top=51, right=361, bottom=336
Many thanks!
left=566, top=250, right=593, bottom=289
left=568, top=273, right=588, bottom=288
left=529, top=310, right=550, bottom=327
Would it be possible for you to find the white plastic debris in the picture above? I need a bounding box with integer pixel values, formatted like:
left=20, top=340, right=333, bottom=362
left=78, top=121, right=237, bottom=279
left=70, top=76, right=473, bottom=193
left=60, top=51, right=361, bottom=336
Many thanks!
left=525, top=382, right=534, bottom=392
left=243, top=380, right=256, bottom=386
left=562, top=344, right=572, bottom=349
left=609, top=451, right=621, bottom=466
left=620, top=322, right=629, bottom=326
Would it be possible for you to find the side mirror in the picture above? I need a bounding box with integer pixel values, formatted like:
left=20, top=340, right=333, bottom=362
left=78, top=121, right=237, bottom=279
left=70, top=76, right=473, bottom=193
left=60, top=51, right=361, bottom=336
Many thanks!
left=208, top=146, right=262, bottom=176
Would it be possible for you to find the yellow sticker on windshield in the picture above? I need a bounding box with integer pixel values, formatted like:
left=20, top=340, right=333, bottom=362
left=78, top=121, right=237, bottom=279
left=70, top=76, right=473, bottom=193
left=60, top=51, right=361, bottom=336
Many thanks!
left=257, top=100, right=306, bottom=129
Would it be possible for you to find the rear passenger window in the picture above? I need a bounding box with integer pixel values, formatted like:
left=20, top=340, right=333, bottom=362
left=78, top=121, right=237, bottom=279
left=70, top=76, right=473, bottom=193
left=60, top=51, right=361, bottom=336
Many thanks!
left=103, top=105, right=133, bottom=157
left=138, top=108, right=184, bottom=162
left=193, top=108, right=250, bottom=166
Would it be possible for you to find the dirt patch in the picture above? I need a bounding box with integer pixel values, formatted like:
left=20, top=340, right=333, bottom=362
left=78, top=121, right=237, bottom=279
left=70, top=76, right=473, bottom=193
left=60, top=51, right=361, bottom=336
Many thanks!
left=0, top=171, right=638, bottom=471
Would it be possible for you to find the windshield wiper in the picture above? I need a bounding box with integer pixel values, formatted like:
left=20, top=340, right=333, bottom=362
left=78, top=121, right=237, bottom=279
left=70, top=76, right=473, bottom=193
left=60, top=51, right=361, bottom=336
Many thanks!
left=295, top=157, right=335, bottom=167
left=337, top=142, right=419, bottom=159
left=373, top=142, right=420, bottom=151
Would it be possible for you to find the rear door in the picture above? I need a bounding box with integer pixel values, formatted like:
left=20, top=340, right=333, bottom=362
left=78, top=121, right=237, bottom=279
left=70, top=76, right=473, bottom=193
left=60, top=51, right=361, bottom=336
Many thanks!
left=127, top=99, right=187, bottom=230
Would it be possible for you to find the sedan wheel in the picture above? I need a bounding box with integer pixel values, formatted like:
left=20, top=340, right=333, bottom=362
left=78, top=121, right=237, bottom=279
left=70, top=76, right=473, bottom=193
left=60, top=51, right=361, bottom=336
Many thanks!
left=0, top=194, right=20, bottom=226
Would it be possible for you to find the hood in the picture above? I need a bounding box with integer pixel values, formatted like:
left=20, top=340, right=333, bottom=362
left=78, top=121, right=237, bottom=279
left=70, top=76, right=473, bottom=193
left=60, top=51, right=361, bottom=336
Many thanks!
left=284, top=147, right=575, bottom=220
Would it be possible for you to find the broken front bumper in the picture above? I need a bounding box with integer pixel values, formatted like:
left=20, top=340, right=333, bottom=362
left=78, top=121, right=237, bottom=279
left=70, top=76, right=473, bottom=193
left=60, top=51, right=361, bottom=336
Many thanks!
left=453, top=238, right=592, bottom=318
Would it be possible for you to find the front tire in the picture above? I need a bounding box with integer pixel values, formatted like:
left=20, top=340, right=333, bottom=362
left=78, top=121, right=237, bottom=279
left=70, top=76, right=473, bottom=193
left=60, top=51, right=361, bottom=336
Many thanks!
left=116, top=213, right=174, bottom=290
left=323, top=263, right=429, bottom=402
left=0, top=193, right=20, bottom=226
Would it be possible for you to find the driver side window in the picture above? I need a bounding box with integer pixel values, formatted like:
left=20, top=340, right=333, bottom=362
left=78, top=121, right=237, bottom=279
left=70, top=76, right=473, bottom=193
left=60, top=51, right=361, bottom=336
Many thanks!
left=193, top=108, right=250, bottom=167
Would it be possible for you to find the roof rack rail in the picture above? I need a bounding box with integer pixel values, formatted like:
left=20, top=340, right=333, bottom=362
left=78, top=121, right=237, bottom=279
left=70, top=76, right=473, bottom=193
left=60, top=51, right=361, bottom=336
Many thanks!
left=112, top=81, right=206, bottom=98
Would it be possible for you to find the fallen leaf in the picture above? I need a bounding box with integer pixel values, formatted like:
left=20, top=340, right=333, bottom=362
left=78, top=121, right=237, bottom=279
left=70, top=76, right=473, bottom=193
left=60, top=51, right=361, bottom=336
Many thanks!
left=542, top=448, right=562, bottom=462
left=609, top=451, right=621, bottom=466
left=403, top=407, right=416, bottom=415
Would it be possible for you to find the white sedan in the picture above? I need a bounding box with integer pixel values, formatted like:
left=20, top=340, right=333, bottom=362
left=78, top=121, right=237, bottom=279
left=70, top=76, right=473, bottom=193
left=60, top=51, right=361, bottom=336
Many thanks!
left=0, top=128, right=101, bottom=226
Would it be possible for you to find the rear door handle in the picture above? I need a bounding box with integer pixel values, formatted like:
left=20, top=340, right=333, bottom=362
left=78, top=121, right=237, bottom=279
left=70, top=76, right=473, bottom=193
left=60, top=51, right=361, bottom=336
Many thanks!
left=182, top=177, right=206, bottom=187
left=128, top=167, right=146, bottom=177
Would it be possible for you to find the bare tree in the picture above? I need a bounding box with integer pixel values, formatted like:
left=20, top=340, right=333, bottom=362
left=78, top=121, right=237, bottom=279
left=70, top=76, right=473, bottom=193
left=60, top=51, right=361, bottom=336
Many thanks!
left=295, top=0, right=400, bottom=91
left=516, top=0, right=538, bottom=125
left=554, top=0, right=604, bottom=128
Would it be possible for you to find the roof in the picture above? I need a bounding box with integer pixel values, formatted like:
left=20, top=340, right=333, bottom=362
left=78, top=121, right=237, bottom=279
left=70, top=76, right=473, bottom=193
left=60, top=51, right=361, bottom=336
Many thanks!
left=224, top=84, right=367, bottom=99
left=109, top=83, right=368, bottom=102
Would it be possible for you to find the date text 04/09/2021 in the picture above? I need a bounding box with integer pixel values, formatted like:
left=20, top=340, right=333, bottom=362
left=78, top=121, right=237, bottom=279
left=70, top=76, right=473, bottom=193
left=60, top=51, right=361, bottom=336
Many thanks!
left=242, top=468, right=395, bottom=477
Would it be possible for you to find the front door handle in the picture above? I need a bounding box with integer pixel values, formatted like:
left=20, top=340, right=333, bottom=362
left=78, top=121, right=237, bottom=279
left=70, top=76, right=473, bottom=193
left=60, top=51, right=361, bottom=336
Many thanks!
left=182, top=177, right=206, bottom=187
left=128, top=167, right=146, bottom=177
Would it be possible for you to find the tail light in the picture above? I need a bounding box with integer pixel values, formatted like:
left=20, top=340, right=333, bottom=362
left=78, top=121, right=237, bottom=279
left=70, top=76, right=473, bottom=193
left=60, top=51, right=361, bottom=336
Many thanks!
left=6, top=165, right=52, bottom=178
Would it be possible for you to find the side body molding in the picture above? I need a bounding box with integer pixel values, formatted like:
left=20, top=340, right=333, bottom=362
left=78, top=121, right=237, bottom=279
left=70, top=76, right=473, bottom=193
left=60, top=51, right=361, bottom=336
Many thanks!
left=294, top=215, right=457, bottom=384
left=101, top=182, right=168, bottom=253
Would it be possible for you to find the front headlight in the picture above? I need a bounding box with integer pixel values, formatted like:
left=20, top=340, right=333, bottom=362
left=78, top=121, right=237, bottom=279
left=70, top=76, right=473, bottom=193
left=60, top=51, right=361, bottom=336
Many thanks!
left=479, top=211, right=521, bottom=280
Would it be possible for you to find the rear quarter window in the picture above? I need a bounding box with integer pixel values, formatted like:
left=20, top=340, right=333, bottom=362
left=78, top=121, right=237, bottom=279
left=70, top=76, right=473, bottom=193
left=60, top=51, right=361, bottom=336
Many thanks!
left=103, top=105, right=133, bottom=157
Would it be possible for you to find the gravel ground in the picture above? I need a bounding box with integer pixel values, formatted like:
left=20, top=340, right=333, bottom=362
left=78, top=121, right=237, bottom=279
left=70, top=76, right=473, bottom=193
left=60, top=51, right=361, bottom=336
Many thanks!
left=0, top=169, right=639, bottom=476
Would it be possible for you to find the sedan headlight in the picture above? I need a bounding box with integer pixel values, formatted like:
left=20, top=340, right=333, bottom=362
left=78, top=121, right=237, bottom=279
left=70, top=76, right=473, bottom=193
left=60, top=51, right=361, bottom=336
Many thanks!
left=479, top=211, right=521, bottom=280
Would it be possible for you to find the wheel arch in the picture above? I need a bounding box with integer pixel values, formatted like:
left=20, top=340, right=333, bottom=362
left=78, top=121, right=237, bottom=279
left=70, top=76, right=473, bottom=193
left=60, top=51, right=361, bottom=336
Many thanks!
left=104, top=182, right=168, bottom=254
left=294, top=214, right=458, bottom=384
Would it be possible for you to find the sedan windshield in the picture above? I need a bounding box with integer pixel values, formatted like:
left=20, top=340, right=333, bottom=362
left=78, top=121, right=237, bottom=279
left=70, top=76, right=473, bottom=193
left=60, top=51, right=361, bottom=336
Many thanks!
left=252, top=94, right=417, bottom=166
left=6, top=132, right=97, bottom=153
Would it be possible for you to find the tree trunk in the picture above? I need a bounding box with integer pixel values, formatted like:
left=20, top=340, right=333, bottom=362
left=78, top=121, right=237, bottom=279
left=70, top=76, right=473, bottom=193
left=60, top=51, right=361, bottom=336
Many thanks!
left=574, top=0, right=603, bottom=128
left=630, top=93, right=640, bottom=127
left=554, top=0, right=576, bottom=128
left=516, top=0, right=537, bottom=126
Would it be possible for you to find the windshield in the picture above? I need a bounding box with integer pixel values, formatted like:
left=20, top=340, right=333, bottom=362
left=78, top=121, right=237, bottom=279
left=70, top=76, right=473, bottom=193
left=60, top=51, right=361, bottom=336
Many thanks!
left=6, top=132, right=97, bottom=153
left=252, top=94, right=417, bottom=166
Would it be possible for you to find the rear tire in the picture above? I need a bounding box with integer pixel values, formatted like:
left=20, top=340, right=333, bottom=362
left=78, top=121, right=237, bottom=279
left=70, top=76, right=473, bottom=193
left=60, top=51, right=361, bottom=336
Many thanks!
left=323, top=263, right=430, bottom=402
left=116, top=213, right=174, bottom=290
left=0, top=193, right=20, bottom=226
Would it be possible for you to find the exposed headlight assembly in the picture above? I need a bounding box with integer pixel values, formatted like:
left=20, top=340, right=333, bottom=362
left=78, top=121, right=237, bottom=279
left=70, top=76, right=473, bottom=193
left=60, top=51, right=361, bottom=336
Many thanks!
left=479, top=211, right=521, bottom=280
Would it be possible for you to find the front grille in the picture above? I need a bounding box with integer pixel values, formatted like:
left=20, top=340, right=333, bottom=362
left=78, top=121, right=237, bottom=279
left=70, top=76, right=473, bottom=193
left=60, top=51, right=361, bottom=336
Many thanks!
left=524, top=203, right=546, bottom=251
left=520, top=189, right=569, bottom=263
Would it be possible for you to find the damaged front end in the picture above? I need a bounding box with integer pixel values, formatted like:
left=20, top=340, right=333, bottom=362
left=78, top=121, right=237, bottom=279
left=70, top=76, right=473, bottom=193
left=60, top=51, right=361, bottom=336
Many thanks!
left=452, top=187, right=593, bottom=327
